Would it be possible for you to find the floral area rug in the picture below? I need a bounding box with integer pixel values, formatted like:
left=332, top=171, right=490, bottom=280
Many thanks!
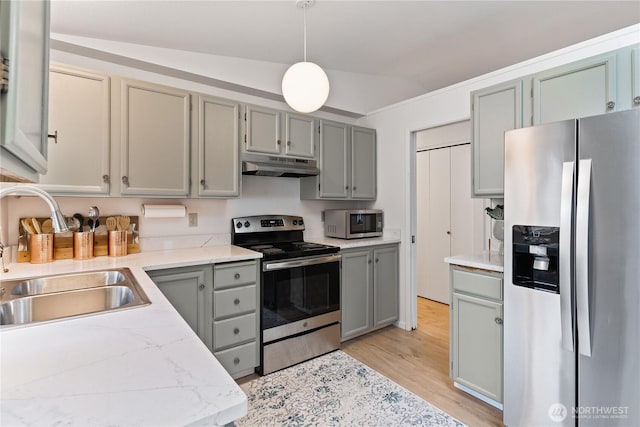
left=234, top=350, right=465, bottom=426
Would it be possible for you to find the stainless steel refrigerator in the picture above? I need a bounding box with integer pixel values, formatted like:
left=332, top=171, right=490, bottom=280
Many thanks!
left=503, top=108, right=640, bottom=426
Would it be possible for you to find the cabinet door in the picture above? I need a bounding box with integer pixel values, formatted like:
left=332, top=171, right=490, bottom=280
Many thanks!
left=196, top=95, right=239, bottom=197
left=351, top=126, right=376, bottom=199
left=341, top=249, right=372, bottom=339
left=533, top=53, right=616, bottom=124
left=319, top=120, right=349, bottom=198
left=373, top=245, right=399, bottom=327
left=148, top=266, right=213, bottom=350
left=284, top=113, right=315, bottom=158
left=452, top=292, right=503, bottom=403
left=632, top=47, right=640, bottom=108
left=0, top=0, right=50, bottom=180
left=39, top=66, right=110, bottom=195
left=471, top=79, right=522, bottom=197
left=120, top=79, right=190, bottom=196
left=244, top=105, right=281, bottom=155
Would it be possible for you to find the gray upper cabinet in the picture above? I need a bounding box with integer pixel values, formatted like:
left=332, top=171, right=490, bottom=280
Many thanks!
left=351, top=126, right=377, bottom=199
left=300, top=121, right=377, bottom=200
left=147, top=265, right=214, bottom=350
left=284, top=113, right=315, bottom=158
left=318, top=119, right=349, bottom=198
left=195, top=95, right=240, bottom=197
left=0, top=0, right=50, bottom=182
left=39, top=65, right=110, bottom=195
left=632, top=47, right=640, bottom=108
left=471, top=79, right=523, bottom=198
left=532, top=53, right=617, bottom=125
left=243, top=105, right=281, bottom=155
left=119, top=79, right=190, bottom=197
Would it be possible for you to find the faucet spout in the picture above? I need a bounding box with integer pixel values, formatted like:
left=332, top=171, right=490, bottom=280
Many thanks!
left=0, top=185, right=69, bottom=233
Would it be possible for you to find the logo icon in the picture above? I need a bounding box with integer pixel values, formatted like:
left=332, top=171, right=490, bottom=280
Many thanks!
left=549, top=403, right=568, bottom=422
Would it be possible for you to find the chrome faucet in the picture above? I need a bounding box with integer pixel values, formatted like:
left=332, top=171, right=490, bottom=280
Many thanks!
left=0, top=185, right=69, bottom=233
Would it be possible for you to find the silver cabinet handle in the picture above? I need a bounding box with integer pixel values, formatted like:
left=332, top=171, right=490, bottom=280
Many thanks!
left=234, top=272, right=240, bottom=280
left=368, top=259, right=372, bottom=264
left=277, top=139, right=281, bottom=145
left=233, top=327, right=240, bottom=335
left=494, top=317, right=503, bottom=325
left=122, top=176, right=129, bottom=185
left=264, top=254, right=341, bottom=272
left=634, top=96, right=640, bottom=105
left=200, top=179, right=205, bottom=186
left=353, top=186, right=357, bottom=191
left=102, top=175, right=110, bottom=183
left=576, top=159, right=592, bottom=357
left=234, top=298, right=240, bottom=305
left=345, top=186, right=349, bottom=190
left=199, top=284, right=205, bottom=290
left=375, top=258, right=379, bottom=263
left=560, top=161, right=575, bottom=352
left=233, top=357, right=240, bottom=365
left=606, top=101, right=615, bottom=109
left=287, top=140, right=291, bottom=146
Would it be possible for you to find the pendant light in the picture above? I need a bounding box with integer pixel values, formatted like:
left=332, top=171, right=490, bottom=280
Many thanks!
left=281, top=0, right=330, bottom=113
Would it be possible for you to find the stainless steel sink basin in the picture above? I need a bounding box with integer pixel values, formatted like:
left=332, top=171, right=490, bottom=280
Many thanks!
left=10, top=270, right=127, bottom=296
left=0, top=268, right=150, bottom=327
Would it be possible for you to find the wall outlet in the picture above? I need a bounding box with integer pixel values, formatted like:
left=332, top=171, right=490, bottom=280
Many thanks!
left=188, top=213, right=198, bottom=227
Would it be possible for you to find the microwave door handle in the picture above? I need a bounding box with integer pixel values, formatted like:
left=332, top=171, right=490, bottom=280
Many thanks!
left=576, top=159, right=592, bottom=357
left=560, top=161, right=575, bottom=353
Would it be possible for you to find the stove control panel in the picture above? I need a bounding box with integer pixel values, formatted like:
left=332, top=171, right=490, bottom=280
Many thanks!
left=231, top=215, right=305, bottom=234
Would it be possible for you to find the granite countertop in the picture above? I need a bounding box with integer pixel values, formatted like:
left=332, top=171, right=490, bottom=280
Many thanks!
left=0, top=245, right=262, bottom=427
left=444, top=251, right=504, bottom=273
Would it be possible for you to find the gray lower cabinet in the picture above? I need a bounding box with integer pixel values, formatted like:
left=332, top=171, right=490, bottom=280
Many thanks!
left=147, top=265, right=213, bottom=350
left=147, top=259, right=260, bottom=378
left=450, top=265, right=503, bottom=407
left=340, top=244, right=398, bottom=341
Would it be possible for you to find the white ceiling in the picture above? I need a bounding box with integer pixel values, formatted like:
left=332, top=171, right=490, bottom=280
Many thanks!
left=50, top=1, right=640, bottom=114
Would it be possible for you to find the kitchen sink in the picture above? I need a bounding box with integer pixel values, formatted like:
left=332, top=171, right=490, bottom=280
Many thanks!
left=10, top=270, right=127, bottom=296
left=0, top=268, right=150, bottom=327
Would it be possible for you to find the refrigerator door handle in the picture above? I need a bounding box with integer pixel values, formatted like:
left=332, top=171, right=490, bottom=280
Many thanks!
left=576, top=159, right=592, bottom=357
left=560, top=161, right=575, bottom=352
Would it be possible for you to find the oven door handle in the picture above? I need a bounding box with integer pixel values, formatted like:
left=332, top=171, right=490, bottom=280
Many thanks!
left=263, top=254, right=342, bottom=271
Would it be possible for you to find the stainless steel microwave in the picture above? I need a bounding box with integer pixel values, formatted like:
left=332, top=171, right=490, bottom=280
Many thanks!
left=324, top=209, right=383, bottom=239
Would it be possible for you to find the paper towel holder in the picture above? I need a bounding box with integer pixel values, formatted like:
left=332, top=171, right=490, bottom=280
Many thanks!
left=141, top=204, right=187, bottom=219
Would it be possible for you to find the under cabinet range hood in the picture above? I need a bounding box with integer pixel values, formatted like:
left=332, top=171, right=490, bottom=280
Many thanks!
left=241, top=154, right=320, bottom=177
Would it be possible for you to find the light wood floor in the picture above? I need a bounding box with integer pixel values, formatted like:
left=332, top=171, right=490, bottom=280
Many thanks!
left=238, top=297, right=504, bottom=426
left=342, top=297, right=503, bottom=426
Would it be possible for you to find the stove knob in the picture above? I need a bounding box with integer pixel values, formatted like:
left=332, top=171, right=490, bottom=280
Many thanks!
left=236, top=222, right=243, bottom=229
left=292, top=220, right=298, bottom=225
left=299, top=219, right=304, bottom=225
left=244, top=221, right=251, bottom=228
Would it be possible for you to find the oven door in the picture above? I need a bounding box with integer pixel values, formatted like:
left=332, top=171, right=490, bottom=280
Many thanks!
left=262, top=254, right=341, bottom=341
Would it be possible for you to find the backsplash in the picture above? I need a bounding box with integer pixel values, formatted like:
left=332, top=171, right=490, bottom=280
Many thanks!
left=2, top=176, right=374, bottom=256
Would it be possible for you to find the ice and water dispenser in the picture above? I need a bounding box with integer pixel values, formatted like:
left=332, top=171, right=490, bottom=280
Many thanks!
left=512, top=225, right=560, bottom=293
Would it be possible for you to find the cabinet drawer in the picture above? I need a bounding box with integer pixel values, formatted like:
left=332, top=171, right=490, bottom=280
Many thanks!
left=452, top=267, right=503, bottom=301
left=215, top=341, right=257, bottom=376
left=214, top=285, right=257, bottom=320
left=213, top=313, right=256, bottom=350
left=214, top=261, right=257, bottom=289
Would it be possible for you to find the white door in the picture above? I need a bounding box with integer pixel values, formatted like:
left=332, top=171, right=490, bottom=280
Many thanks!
left=417, top=144, right=485, bottom=303
left=416, top=150, right=430, bottom=298
left=425, top=148, right=452, bottom=303
left=450, top=144, right=485, bottom=256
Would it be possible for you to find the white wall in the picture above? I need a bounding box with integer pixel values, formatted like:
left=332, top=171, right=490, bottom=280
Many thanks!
left=360, top=24, right=640, bottom=330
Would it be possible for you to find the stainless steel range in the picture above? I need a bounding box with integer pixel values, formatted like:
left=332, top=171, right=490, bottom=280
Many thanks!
left=231, top=215, right=341, bottom=375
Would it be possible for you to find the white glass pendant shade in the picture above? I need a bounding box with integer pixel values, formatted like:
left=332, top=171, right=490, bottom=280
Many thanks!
left=281, top=61, right=330, bottom=113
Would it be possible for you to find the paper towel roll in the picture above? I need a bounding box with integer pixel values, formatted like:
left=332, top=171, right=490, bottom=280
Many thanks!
left=141, top=204, right=186, bottom=218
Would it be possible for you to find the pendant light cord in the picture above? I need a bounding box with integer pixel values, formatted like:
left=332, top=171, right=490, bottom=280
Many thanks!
left=303, top=4, right=307, bottom=62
